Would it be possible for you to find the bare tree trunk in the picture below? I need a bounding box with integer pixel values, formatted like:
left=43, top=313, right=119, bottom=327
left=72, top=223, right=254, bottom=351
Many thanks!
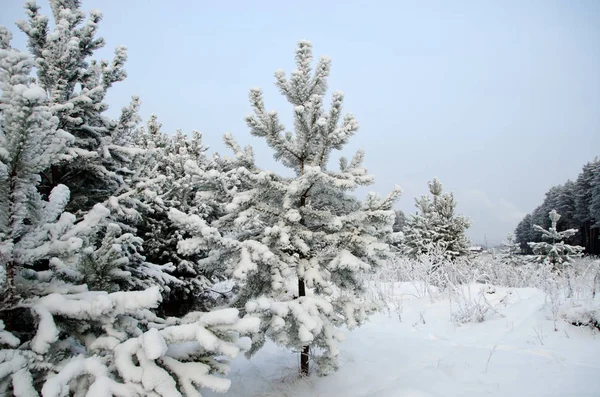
left=300, top=344, right=310, bottom=376
left=591, top=227, right=599, bottom=255
left=3, top=170, right=19, bottom=330
left=298, top=159, right=310, bottom=376
left=4, top=261, right=16, bottom=305
left=298, top=277, right=309, bottom=376
left=51, top=164, right=60, bottom=188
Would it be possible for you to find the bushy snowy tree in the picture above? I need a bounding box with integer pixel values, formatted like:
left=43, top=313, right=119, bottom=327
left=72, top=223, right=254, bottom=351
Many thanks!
left=1, top=18, right=262, bottom=396
left=498, top=233, right=523, bottom=267
left=0, top=32, right=76, bottom=308
left=130, top=117, right=245, bottom=316
left=502, top=233, right=520, bottom=255
left=401, top=178, right=470, bottom=261
left=172, top=41, right=400, bottom=376
left=392, top=209, right=406, bottom=233
left=15, top=0, right=144, bottom=213
left=0, top=1, right=170, bottom=297
left=528, top=210, right=584, bottom=271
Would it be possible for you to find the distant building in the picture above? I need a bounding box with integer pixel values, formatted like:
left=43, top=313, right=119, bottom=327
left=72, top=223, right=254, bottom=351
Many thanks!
left=468, top=246, right=484, bottom=254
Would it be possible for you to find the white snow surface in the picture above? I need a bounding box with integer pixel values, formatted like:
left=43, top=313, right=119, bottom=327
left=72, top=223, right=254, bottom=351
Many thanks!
left=207, top=283, right=600, bottom=397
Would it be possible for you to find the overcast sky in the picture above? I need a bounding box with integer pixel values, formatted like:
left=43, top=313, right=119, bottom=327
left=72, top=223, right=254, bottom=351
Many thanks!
left=2, top=0, right=599, bottom=246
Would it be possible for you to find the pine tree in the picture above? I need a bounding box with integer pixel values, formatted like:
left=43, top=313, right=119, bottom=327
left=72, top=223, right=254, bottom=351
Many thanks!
left=556, top=181, right=578, bottom=231
left=131, top=118, right=242, bottom=316
left=172, top=41, right=400, bottom=376
left=0, top=20, right=260, bottom=397
left=0, top=32, right=75, bottom=307
left=528, top=210, right=584, bottom=271
left=16, top=0, right=143, bottom=213
left=515, top=158, right=600, bottom=255
left=574, top=159, right=599, bottom=253
left=11, top=1, right=186, bottom=296
left=402, top=178, right=471, bottom=261
left=514, top=213, right=533, bottom=254
left=591, top=160, right=600, bottom=228
left=499, top=233, right=523, bottom=266
left=392, top=209, right=407, bottom=233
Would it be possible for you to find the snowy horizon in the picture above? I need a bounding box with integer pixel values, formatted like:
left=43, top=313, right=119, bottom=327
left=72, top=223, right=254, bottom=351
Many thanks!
left=1, top=0, right=599, bottom=246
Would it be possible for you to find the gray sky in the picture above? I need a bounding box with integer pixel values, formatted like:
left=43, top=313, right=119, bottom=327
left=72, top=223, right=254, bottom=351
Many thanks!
left=2, top=0, right=599, bottom=246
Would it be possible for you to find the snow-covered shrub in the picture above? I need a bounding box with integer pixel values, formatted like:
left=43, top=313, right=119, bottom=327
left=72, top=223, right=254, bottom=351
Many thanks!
left=449, top=285, right=497, bottom=324
left=560, top=299, right=600, bottom=330
left=551, top=258, right=600, bottom=331
left=467, top=254, right=546, bottom=289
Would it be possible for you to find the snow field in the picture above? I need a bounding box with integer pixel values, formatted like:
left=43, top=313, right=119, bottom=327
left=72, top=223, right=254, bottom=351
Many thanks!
left=211, top=257, right=600, bottom=397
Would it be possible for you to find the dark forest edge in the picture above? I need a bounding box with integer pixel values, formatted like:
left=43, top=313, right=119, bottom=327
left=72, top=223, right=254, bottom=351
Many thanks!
left=514, top=158, right=600, bottom=255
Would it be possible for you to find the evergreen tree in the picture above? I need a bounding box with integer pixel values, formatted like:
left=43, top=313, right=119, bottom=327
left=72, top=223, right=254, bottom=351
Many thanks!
left=591, top=160, right=600, bottom=228
left=555, top=181, right=578, bottom=232
left=16, top=0, right=143, bottom=213
left=502, top=233, right=520, bottom=255
left=574, top=161, right=595, bottom=226
left=514, top=213, right=533, bottom=254
left=499, top=233, right=523, bottom=266
left=0, top=16, right=261, bottom=397
left=528, top=210, right=584, bottom=271
left=392, top=209, right=406, bottom=233
left=173, top=41, right=400, bottom=376
left=10, top=1, right=184, bottom=296
left=517, top=158, right=600, bottom=255
left=131, top=118, right=244, bottom=316
left=401, top=178, right=471, bottom=260
left=0, top=33, right=75, bottom=307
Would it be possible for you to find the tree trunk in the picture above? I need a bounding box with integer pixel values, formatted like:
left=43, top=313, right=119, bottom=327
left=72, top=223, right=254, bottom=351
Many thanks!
left=591, top=227, right=599, bottom=255
left=51, top=164, right=60, bottom=188
left=4, top=261, right=16, bottom=305
left=4, top=169, right=19, bottom=330
left=298, top=277, right=309, bottom=376
left=2, top=260, right=17, bottom=332
left=300, top=344, right=310, bottom=376
left=297, top=159, right=310, bottom=376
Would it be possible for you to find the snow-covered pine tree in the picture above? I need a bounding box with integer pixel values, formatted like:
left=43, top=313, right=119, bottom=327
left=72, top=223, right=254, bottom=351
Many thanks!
left=0, top=30, right=76, bottom=308
left=402, top=178, right=470, bottom=261
left=528, top=209, right=584, bottom=271
left=130, top=117, right=241, bottom=316
left=502, top=233, right=520, bottom=256
left=10, top=0, right=184, bottom=296
left=173, top=41, right=401, bottom=376
left=392, top=209, right=406, bottom=233
left=16, top=0, right=143, bottom=213
left=498, top=233, right=523, bottom=267
left=0, top=35, right=261, bottom=397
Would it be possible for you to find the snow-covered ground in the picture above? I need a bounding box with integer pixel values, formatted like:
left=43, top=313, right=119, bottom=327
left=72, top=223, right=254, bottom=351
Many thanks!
left=209, top=283, right=600, bottom=397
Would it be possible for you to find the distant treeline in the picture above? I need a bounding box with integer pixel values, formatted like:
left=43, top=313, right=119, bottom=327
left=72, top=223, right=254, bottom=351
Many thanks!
left=515, top=158, right=600, bottom=255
